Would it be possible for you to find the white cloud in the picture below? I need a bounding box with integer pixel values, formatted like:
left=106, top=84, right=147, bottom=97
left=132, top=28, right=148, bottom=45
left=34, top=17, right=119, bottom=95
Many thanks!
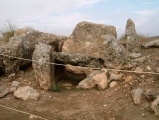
left=0, top=0, right=158, bottom=37
left=20, top=12, right=110, bottom=35
left=0, top=0, right=102, bottom=18
left=0, top=0, right=103, bottom=35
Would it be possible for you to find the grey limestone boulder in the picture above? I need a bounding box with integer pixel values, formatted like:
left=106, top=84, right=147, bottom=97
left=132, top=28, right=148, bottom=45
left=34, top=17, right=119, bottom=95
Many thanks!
left=62, top=21, right=117, bottom=61
left=125, top=19, right=140, bottom=53
left=0, top=29, right=67, bottom=75
left=32, top=42, right=55, bottom=90
left=53, top=52, right=105, bottom=68
left=142, top=39, right=159, bottom=48
left=0, top=36, right=24, bottom=75
left=131, top=88, right=143, bottom=105
left=14, top=86, right=40, bottom=101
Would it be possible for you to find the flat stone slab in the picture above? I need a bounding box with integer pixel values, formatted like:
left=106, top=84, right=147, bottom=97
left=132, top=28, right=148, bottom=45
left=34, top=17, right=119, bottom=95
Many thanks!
left=53, top=52, right=105, bottom=68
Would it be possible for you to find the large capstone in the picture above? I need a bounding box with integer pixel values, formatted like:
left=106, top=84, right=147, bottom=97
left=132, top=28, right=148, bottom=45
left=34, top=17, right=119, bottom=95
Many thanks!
left=62, top=21, right=117, bottom=60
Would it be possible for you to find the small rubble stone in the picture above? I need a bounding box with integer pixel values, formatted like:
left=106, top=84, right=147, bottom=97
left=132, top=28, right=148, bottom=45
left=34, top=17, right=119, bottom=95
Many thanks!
left=29, top=115, right=38, bottom=119
left=14, top=86, right=40, bottom=101
left=145, top=88, right=159, bottom=101
left=125, top=75, right=133, bottom=82
left=129, top=53, right=142, bottom=59
left=131, top=88, right=143, bottom=105
left=76, top=68, right=108, bottom=90
left=109, top=81, right=118, bottom=88
left=108, top=73, right=123, bottom=82
left=93, top=72, right=108, bottom=90
left=146, top=66, right=151, bottom=71
left=134, top=67, right=143, bottom=73
left=9, top=81, right=20, bottom=93
left=0, top=86, right=9, bottom=98
left=141, top=113, right=145, bottom=117
left=133, top=56, right=146, bottom=63
left=8, top=73, right=16, bottom=78
left=12, top=81, right=20, bottom=87
left=151, top=96, right=159, bottom=116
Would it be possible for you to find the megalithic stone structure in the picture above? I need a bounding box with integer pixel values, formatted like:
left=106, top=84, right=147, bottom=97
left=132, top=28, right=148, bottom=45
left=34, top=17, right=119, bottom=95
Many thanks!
left=125, top=19, right=140, bottom=53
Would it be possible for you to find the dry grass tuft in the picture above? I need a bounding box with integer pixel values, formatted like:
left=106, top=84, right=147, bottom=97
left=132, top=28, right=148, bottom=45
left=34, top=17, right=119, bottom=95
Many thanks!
left=0, top=20, right=18, bottom=42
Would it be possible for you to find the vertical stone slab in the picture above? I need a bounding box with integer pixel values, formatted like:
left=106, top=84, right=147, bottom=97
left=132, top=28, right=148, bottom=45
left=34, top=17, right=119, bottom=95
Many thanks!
left=32, top=42, right=54, bottom=90
left=125, top=19, right=140, bottom=53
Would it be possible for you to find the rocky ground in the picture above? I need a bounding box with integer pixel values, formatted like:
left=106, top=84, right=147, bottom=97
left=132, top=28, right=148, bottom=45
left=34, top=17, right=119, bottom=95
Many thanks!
left=0, top=36, right=159, bottom=120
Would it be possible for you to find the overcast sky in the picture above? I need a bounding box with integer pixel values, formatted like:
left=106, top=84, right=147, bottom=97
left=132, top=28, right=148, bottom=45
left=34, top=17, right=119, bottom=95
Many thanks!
left=0, top=0, right=159, bottom=38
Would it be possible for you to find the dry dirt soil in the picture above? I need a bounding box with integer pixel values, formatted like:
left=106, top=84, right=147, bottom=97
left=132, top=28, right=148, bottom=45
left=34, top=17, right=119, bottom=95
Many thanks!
left=0, top=36, right=159, bottom=120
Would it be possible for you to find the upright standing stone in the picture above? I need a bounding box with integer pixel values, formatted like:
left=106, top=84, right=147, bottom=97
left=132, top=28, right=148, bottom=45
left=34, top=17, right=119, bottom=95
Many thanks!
left=32, top=42, right=54, bottom=90
left=125, top=19, right=139, bottom=53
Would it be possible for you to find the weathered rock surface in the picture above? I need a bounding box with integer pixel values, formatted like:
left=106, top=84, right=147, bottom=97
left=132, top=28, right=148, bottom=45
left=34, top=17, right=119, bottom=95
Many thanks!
left=0, top=36, right=24, bottom=75
left=109, top=81, right=118, bottom=88
left=14, top=86, right=40, bottom=101
left=133, top=56, right=146, bottom=63
left=15, top=28, right=67, bottom=52
left=53, top=52, right=105, bottom=68
left=101, top=34, right=127, bottom=62
left=65, top=64, right=93, bottom=76
left=125, top=75, right=133, bottom=82
left=32, top=42, right=54, bottom=90
left=145, top=88, right=159, bottom=101
left=108, top=72, right=123, bottom=82
left=18, top=29, right=67, bottom=67
left=0, top=29, right=67, bottom=75
left=14, top=28, right=35, bottom=37
left=142, top=39, right=159, bottom=48
left=93, top=71, right=108, bottom=90
left=134, top=67, right=144, bottom=73
left=62, top=21, right=117, bottom=60
left=9, top=81, right=20, bottom=93
left=76, top=68, right=108, bottom=90
left=129, top=53, right=142, bottom=59
left=125, top=19, right=139, bottom=52
left=151, top=96, right=159, bottom=116
left=0, top=86, right=9, bottom=98
left=131, top=88, right=143, bottom=105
